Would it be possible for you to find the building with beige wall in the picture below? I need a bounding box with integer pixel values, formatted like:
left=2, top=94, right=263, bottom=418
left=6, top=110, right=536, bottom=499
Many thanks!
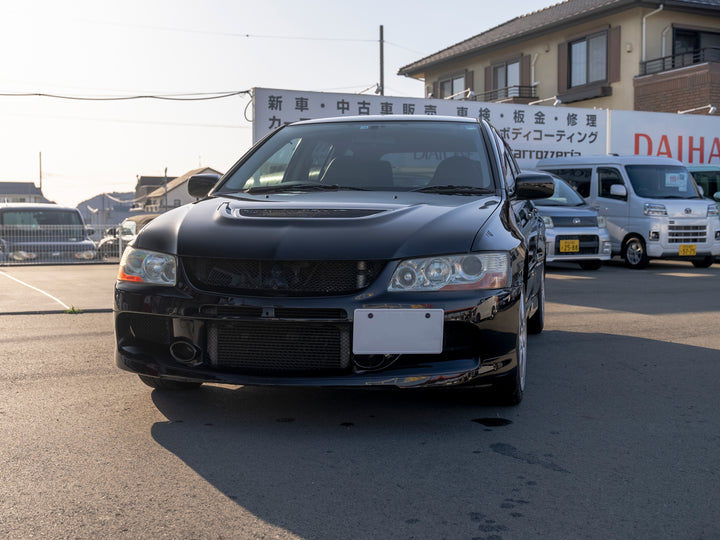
left=398, top=0, right=720, bottom=115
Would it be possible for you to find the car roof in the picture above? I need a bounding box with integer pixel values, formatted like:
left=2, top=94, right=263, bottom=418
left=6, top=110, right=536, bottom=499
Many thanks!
left=536, top=155, right=685, bottom=167
left=0, top=202, right=79, bottom=211
left=291, top=115, right=480, bottom=126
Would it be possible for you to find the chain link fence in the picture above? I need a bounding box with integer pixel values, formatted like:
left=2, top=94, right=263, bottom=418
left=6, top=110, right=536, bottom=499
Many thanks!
left=0, top=222, right=129, bottom=265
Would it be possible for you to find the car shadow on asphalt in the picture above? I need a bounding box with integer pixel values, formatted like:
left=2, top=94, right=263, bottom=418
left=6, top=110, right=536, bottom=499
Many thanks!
left=146, top=330, right=719, bottom=539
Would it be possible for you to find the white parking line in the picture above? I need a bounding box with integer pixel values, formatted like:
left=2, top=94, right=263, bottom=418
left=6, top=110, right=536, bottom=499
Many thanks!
left=0, top=270, right=71, bottom=310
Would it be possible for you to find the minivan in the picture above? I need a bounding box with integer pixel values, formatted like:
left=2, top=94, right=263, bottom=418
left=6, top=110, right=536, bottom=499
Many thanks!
left=0, top=203, right=97, bottom=264
left=536, top=156, right=720, bottom=268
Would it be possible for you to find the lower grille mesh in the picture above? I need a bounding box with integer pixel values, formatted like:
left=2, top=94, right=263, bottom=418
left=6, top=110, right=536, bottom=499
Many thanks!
left=207, top=321, right=351, bottom=374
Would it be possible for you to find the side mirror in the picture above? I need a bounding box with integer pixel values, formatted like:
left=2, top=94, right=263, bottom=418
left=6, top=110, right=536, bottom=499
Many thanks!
left=697, top=185, right=705, bottom=197
left=610, top=184, right=627, bottom=198
left=188, top=173, right=221, bottom=198
left=713, top=192, right=720, bottom=202
left=515, top=172, right=554, bottom=200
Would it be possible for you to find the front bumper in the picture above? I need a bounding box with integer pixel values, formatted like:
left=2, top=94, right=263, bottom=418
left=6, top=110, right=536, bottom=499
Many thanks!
left=114, top=264, right=522, bottom=389
left=544, top=227, right=611, bottom=263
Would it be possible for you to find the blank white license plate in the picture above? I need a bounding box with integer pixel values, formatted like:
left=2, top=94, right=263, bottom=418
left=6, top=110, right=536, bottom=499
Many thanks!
left=353, top=309, right=444, bottom=355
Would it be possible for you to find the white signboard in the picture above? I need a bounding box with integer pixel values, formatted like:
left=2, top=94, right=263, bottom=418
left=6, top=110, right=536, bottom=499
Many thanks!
left=253, top=88, right=720, bottom=168
left=252, top=87, right=607, bottom=170
left=609, top=109, right=720, bottom=165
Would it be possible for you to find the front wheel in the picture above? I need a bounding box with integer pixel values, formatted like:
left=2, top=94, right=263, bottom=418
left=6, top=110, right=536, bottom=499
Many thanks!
left=492, top=291, right=526, bottom=406
left=692, top=256, right=714, bottom=268
left=138, top=375, right=202, bottom=391
left=623, top=236, right=649, bottom=269
left=527, top=264, right=545, bottom=335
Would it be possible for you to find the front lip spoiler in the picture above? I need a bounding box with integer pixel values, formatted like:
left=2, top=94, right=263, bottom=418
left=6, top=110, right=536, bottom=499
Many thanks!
left=116, top=347, right=505, bottom=389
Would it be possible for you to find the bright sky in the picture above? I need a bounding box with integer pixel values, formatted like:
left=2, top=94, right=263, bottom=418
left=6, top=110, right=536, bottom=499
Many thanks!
left=0, top=0, right=555, bottom=207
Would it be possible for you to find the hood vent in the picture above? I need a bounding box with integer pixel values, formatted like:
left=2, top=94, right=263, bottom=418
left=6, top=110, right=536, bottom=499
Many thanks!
left=235, top=208, right=383, bottom=219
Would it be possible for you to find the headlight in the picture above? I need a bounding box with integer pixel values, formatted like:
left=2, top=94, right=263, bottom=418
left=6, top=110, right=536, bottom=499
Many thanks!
left=541, top=216, right=554, bottom=229
left=644, top=203, right=667, bottom=216
left=708, top=203, right=719, bottom=217
left=597, top=216, right=607, bottom=229
left=118, top=247, right=176, bottom=286
left=389, top=253, right=509, bottom=291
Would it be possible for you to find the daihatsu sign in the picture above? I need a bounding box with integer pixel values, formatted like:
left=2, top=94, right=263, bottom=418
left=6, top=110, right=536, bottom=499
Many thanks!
left=609, top=110, right=720, bottom=165
left=252, top=88, right=720, bottom=167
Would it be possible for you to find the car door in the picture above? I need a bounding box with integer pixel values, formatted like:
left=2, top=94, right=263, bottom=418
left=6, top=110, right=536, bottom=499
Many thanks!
left=593, top=167, right=629, bottom=252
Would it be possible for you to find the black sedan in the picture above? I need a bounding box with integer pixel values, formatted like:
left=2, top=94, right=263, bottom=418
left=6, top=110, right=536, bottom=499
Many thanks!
left=114, top=116, right=552, bottom=405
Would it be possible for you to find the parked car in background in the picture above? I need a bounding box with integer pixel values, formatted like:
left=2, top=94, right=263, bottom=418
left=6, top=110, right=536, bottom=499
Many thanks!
left=688, top=165, right=720, bottom=202
left=97, top=214, right=159, bottom=260
left=114, top=115, right=553, bottom=405
left=532, top=174, right=611, bottom=270
left=0, top=203, right=96, bottom=264
left=537, top=156, right=720, bottom=269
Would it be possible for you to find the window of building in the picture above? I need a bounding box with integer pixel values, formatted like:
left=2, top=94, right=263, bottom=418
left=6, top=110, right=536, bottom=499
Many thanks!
left=673, top=28, right=720, bottom=65
left=570, top=32, right=607, bottom=87
left=557, top=27, right=620, bottom=103
left=439, top=75, right=466, bottom=99
left=493, top=60, right=520, bottom=98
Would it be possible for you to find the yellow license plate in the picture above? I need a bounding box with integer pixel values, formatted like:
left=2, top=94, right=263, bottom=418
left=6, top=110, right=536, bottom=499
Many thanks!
left=679, top=244, right=696, bottom=256
left=560, top=239, right=580, bottom=253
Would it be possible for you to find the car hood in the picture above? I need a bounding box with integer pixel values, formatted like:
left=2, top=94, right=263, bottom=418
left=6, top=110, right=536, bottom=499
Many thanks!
left=534, top=204, right=596, bottom=218
left=136, top=192, right=502, bottom=260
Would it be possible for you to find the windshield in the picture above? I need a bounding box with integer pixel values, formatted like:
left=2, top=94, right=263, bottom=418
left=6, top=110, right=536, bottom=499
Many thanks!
left=0, top=208, right=86, bottom=240
left=533, top=177, right=585, bottom=206
left=218, top=120, right=496, bottom=194
left=0, top=209, right=83, bottom=227
left=625, top=165, right=700, bottom=199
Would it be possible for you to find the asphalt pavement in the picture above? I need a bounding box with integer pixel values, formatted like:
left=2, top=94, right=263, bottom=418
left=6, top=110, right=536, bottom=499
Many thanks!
left=0, top=263, right=118, bottom=314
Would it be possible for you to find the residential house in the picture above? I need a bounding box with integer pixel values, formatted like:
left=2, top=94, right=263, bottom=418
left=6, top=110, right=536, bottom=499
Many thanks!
left=398, top=0, right=720, bottom=114
left=0, top=181, right=53, bottom=203
left=141, top=167, right=222, bottom=213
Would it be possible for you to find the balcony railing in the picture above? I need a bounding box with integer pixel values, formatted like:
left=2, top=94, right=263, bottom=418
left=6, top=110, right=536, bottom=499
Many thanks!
left=474, top=85, right=537, bottom=102
left=640, top=47, right=720, bottom=76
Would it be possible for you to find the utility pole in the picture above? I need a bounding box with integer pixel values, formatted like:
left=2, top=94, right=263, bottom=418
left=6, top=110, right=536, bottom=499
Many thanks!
left=164, top=167, right=168, bottom=211
left=39, top=151, right=42, bottom=191
left=379, top=25, right=385, bottom=96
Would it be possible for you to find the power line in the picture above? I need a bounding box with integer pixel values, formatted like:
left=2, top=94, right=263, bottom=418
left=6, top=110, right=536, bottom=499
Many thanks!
left=0, top=89, right=250, bottom=101
left=90, top=20, right=377, bottom=43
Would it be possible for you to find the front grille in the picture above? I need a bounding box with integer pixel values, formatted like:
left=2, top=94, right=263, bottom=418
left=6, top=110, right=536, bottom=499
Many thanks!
left=555, top=235, right=599, bottom=255
left=207, top=321, right=351, bottom=374
left=183, top=258, right=386, bottom=296
left=199, top=305, right=348, bottom=319
left=668, top=225, right=706, bottom=243
left=549, top=216, right=597, bottom=227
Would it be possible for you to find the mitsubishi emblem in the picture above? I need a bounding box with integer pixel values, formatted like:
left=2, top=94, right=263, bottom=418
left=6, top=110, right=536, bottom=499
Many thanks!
left=684, top=208, right=692, bottom=215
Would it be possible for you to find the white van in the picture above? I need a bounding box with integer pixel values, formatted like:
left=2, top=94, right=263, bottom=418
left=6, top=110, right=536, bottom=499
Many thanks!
left=536, top=156, right=720, bottom=268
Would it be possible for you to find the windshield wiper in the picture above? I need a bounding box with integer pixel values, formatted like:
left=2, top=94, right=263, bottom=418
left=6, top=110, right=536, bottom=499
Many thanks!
left=244, top=183, right=367, bottom=194
left=412, top=185, right=495, bottom=195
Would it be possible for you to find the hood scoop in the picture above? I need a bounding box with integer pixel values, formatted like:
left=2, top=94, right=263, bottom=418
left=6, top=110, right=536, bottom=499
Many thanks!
left=231, top=207, right=384, bottom=219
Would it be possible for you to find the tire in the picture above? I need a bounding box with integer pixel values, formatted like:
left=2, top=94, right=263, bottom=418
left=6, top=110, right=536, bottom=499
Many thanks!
left=99, top=245, right=114, bottom=261
left=138, top=374, right=202, bottom=391
left=492, top=291, right=526, bottom=406
left=579, top=260, right=603, bottom=270
left=692, top=256, right=714, bottom=268
left=623, top=236, right=649, bottom=269
left=527, top=264, right=544, bottom=335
